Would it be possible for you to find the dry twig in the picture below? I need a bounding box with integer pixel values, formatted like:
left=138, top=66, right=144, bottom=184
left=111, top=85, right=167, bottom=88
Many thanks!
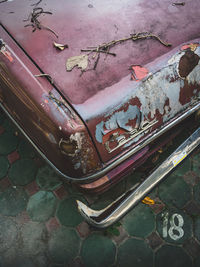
left=172, top=2, right=185, bottom=6
left=31, top=0, right=42, bottom=6
left=81, top=32, right=171, bottom=70
left=24, top=6, right=58, bottom=38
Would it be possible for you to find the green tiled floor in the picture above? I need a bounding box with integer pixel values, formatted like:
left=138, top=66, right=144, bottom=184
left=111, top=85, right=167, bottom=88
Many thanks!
left=0, top=109, right=200, bottom=266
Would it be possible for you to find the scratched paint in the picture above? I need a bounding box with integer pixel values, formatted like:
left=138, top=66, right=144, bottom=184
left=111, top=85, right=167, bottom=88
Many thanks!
left=69, top=132, right=100, bottom=174
left=95, top=44, right=200, bottom=153
left=194, top=46, right=200, bottom=57
left=76, top=40, right=200, bottom=124
left=187, top=64, right=200, bottom=86
left=95, top=105, right=141, bottom=143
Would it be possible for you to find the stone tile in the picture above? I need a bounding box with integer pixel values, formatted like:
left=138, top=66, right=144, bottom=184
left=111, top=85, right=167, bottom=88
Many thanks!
left=21, top=221, right=47, bottom=256
left=81, top=234, right=116, bottom=267
left=111, top=225, right=129, bottom=245
left=158, top=174, right=192, bottom=208
left=18, top=140, right=35, bottom=159
left=0, top=187, right=28, bottom=216
left=56, top=197, right=83, bottom=227
left=149, top=197, right=165, bottom=215
left=0, top=177, right=11, bottom=191
left=194, top=255, right=200, bottom=267
left=34, top=156, right=46, bottom=169
left=191, top=153, right=200, bottom=173
left=0, top=216, right=18, bottom=253
left=12, top=257, right=36, bottom=267
left=15, top=211, right=30, bottom=226
left=46, top=217, right=60, bottom=233
left=123, top=203, right=155, bottom=238
left=155, top=244, right=192, bottom=267
left=0, top=109, right=5, bottom=121
left=68, top=257, right=84, bottom=267
left=194, top=182, right=200, bottom=205
left=0, top=131, right=19, bottom=155
left=27, top=191, right=57, bottom=222
left=184, top=200, right=200, bottom=216
left=36, top=165, right=62, bottom=191
left=173, top=157, right=191, bottom=177
left=0, top=156, right=9, bottom=179
left=7, top=150, right=20, bottom=164
left=0, top=125, right=5, bottom=135
left=76, top=221, right=91, bottom=238
left=1, top=253, right=36, bottom=267
left=48, top=264, right=65, bottom=267
left=33, top=253, right=49, bottom=267
left=48, top=226, right=80, bottom=264
left=2, top=118, right=16, bottom=132
left=9, top=159, right=37, bottom=186
left=117, top=238, right=153, bottom=267
left=194, top=217, right=200, bottom=243
left=147, top=231, right=164, bottom=250
left=0, top=246, right=20, bottom=267
left=183, top=171, right=200, bottom=186
left=156, top=209, right=192, bottom=244
left=53, top=185, right=68, bottom=200
left=183, top=237, right=200, bottom=259
left=25, top=180, right=39, bottom=196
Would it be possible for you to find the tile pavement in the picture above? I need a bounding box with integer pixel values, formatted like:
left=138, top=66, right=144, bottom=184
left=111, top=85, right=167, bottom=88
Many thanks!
left=0, top=109, right=200, bottom=266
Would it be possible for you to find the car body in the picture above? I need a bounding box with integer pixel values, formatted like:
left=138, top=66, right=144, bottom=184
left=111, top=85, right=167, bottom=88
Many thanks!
left=1, top=0, right=200, bottom=226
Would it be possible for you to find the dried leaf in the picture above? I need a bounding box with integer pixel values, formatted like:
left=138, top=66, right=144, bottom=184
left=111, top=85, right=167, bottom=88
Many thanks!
left=66, top=54, right=88, bottom=71
left=181, top=43, right=199, bottom=51
left=53, top=42, right=68, bottom=51
left=131, top=65, right=149, bottom=81
left=142, top=197, right=155, bottom=205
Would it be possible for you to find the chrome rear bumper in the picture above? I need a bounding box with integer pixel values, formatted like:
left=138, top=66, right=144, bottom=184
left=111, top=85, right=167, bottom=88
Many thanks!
left=77, top=126, right=200, bottom=228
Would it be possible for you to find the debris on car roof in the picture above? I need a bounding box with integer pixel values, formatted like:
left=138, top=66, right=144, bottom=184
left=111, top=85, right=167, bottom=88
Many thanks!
left=53, top=42, right=68, bottom=51
left=24, top=4, right=58, bottom=38
left=131, top=65, right=149, bottom=81
left=66, top=32, right=171, bottom=72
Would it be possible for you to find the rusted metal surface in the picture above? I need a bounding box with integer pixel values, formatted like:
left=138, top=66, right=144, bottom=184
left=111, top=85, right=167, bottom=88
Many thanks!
left=80, top=41, right=200, bottom=162
left=0, top=0, right=200, bottom=187
left=0, top=27, right=101, bottom=179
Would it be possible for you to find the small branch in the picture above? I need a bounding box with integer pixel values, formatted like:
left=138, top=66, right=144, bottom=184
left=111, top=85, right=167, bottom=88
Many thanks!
left=81, top=49, right=116, bottom=56
left=81, top=32, right=171, bottom=70
left=24, top=6, right=58, bottom=38
left=172, top=2, right=185, bottom=6
left=31, top=0, right=42, bottom=6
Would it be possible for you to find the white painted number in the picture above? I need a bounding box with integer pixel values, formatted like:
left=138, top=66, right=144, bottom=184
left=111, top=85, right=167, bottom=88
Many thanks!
left=162, top=213, right=184, bottom=240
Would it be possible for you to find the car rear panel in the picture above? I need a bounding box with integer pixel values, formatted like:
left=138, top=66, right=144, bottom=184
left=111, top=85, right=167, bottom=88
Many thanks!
left=0, top=26, right=101, bottom=179
left=0, top=0, right=200, bottom=173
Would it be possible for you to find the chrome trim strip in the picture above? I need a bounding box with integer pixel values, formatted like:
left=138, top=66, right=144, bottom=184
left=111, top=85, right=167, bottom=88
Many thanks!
left=77, top=126, right=200, bottom=228
left=1, top=101, right=200, bottom=182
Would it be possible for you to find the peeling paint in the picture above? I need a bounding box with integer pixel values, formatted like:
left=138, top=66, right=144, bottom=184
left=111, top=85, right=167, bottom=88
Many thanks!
left=95, top=45, right=200, bottom=153
left=194, top=46, right=200, bottom=57
left=96, top=105, right=141, bottom=144
left=69, top=132, right=100, bottom=174
left=187, top=64, right=200, bottom=85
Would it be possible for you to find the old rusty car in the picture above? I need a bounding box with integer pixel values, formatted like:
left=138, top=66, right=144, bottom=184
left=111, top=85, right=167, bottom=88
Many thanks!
left=0, top=0, right=200, bottom=227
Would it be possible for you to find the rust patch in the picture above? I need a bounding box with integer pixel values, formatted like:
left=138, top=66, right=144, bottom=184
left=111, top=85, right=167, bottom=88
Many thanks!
left=178, top=50, right=199, bottom=78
